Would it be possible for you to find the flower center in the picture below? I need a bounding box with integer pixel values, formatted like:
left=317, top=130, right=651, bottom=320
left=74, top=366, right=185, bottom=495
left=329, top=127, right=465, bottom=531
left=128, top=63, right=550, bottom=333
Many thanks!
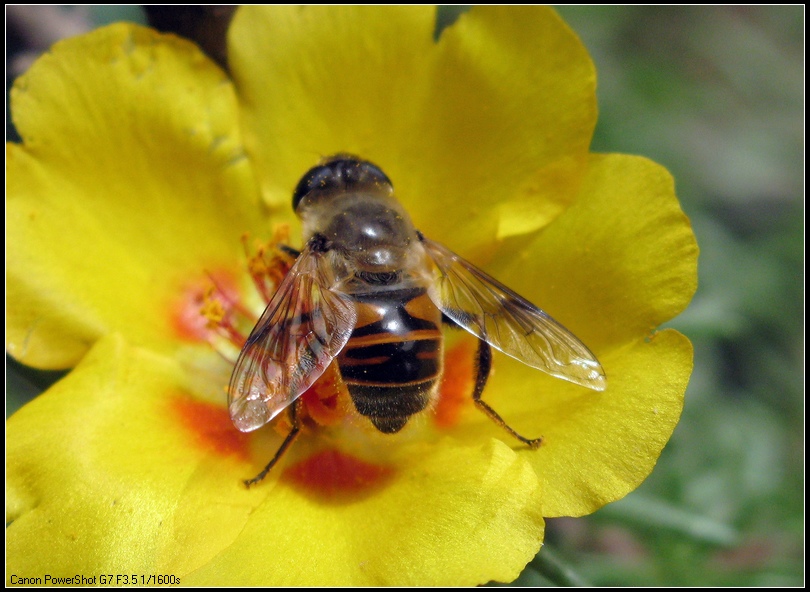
left=198, top=227, right=296, bottom=363
left=182, top=227, right=476, bottom=492
left=198, top=226, right=354, bottom=431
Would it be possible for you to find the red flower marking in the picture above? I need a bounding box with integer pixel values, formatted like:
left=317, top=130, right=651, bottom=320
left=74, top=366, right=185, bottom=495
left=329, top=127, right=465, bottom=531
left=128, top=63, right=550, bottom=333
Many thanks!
left=434, top=339, right=476, bottom=429
left=283, top=449, right=395, bottom=500
left=171, top=393, right=251, bottom=462
left=168, top=268, right=240, bottom=342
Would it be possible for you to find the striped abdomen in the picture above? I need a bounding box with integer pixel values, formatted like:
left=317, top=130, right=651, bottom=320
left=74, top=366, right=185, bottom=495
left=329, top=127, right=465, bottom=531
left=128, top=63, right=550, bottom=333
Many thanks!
left=338, top=286, right=443, bottom=434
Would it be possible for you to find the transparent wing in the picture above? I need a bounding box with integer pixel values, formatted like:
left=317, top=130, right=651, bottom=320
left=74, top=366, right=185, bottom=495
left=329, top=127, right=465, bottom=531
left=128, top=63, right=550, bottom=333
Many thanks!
left=228, top=245, right=357, bottom=432
left=422, top=237, right=606, bottom=391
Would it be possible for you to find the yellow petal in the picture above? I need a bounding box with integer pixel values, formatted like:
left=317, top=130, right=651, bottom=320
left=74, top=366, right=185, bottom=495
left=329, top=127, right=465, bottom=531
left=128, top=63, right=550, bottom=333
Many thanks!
left=7, top=334, right=545, bottom=585
left=229, top=7, right=595, bottom=255
left=228, top=6, right=437, bottom=216
left=491, top=153, right=699, bottom=351
left=7, top=23, right=263, bottom=369
left=475, top=329, right=692, bottom=517
left=432, top=153, right=696, bottom=515
left=6, top=333, right=256, bottom=577
left=413, top=6, right=596, bottom=252
left=184, top=439, right=544, bottom=586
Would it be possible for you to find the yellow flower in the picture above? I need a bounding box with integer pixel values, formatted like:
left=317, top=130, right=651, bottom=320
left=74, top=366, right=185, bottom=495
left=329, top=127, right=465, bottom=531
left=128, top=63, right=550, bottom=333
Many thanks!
left=6, top=6, right=697, bottom=586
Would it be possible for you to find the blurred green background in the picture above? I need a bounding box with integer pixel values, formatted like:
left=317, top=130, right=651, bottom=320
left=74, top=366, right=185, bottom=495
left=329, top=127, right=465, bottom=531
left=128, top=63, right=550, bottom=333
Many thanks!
left=6, top=6, right=804, bottom=586
left=544, top=6, right=803, bottom=586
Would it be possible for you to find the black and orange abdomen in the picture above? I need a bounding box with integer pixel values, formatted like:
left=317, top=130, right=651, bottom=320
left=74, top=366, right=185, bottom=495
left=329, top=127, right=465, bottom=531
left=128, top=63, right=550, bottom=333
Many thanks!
left=338, top=287, right=443, bottom=433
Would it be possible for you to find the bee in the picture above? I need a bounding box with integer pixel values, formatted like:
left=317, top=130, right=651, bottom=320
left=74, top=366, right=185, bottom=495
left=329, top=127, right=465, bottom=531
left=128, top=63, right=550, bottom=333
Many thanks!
left=229, top=155, right=606, bottom=486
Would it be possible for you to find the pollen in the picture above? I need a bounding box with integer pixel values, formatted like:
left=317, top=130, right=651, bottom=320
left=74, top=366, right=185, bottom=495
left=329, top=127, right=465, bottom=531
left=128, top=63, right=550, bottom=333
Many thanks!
left=200, top=286, right=226, bottom=328
left=198, top=225, right=295, bottom=359
left=170, top=268, right=239, bottom=343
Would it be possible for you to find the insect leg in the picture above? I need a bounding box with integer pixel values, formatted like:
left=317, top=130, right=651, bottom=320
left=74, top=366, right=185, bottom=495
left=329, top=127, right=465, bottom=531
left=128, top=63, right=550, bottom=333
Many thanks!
left=472, top=339, right=543, bottom=449
left=278, top=244, right=301, bottom=258
left=243, top=399, right=303, bottom=488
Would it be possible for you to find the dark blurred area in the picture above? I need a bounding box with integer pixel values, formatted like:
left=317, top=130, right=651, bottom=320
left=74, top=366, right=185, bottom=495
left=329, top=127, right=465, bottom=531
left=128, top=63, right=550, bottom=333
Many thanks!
left=144, top=6, right=235, bottom=70
left=6, top=6, right=804, bottom=586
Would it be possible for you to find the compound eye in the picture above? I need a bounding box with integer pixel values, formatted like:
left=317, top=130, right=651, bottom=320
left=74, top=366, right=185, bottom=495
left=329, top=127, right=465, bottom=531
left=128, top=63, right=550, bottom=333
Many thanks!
left=343, top=158, right=391, bottom=189
left=292, top=165, right=337, bottom=211
left=292, top=156, right=393, bottom=212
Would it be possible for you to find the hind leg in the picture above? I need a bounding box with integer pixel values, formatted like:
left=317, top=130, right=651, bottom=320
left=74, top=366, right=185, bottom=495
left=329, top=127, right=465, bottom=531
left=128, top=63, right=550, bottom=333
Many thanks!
left=471, top=338, right=543, bottom=449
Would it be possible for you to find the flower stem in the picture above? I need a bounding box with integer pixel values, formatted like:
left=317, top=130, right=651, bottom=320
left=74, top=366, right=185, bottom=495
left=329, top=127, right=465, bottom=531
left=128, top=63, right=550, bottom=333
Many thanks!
left=533, top=545, right=590, bottom=587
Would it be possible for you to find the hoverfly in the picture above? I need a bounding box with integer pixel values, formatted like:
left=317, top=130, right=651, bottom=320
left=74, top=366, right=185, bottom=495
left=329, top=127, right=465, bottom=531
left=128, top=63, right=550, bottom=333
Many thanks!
left=229, top=155, right=606, bottom=486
